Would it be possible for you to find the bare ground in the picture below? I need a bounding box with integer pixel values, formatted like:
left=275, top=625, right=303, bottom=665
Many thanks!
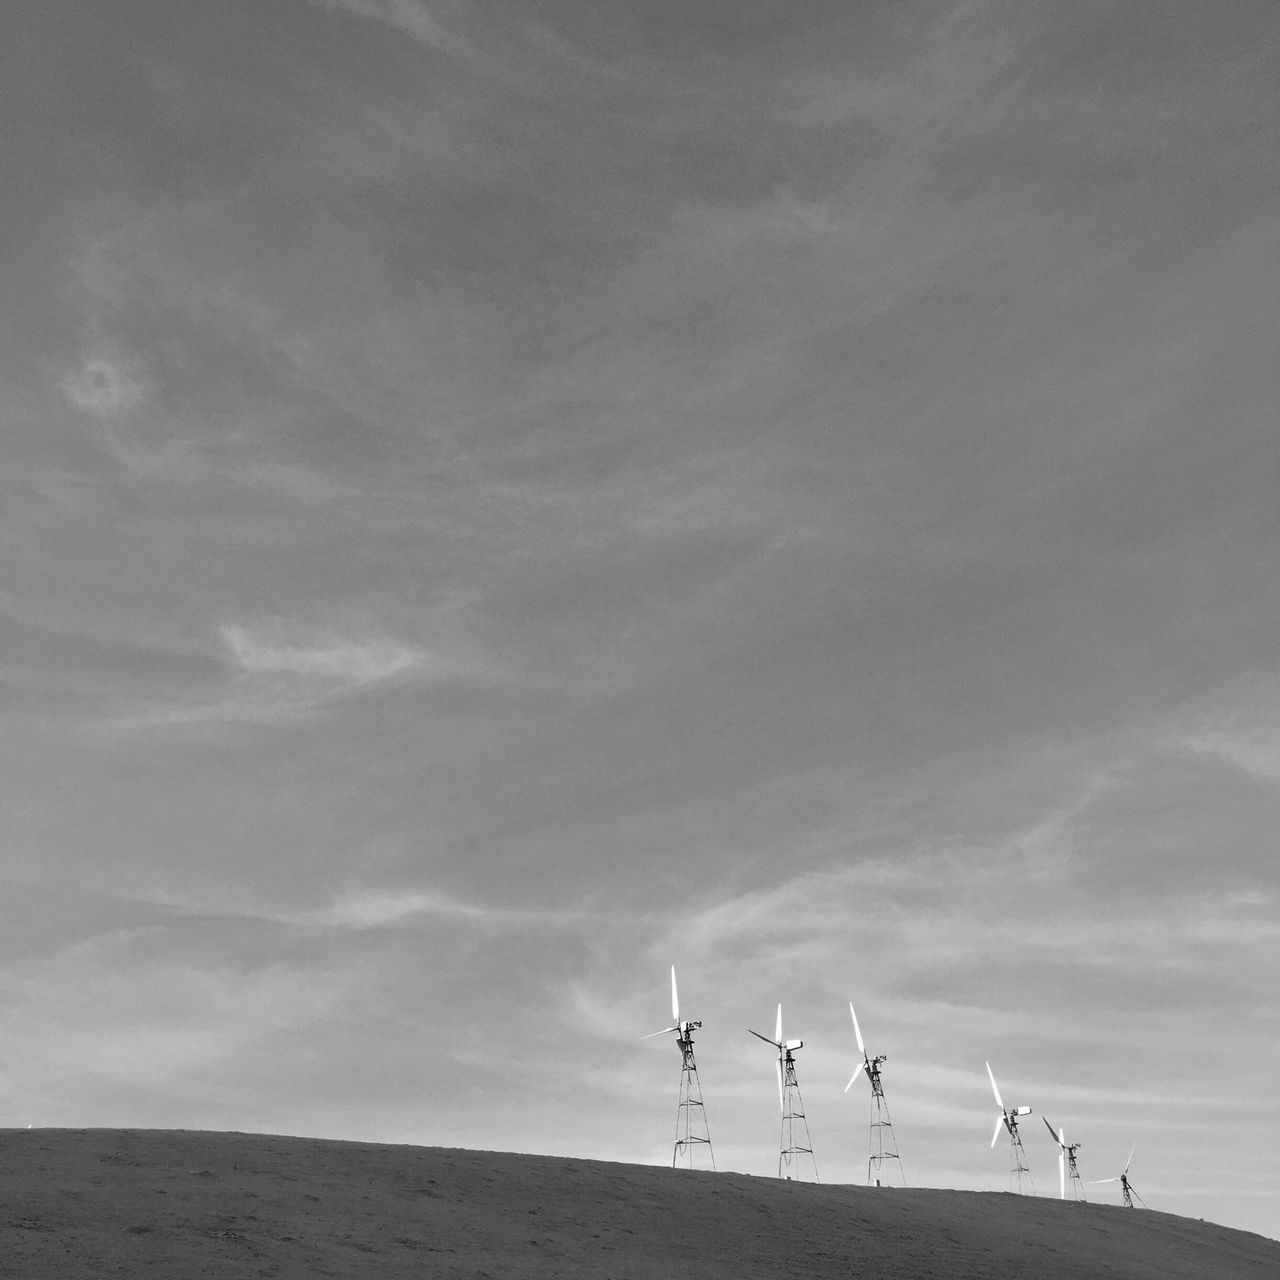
left=2, top=1130, right=1276, bottom=1278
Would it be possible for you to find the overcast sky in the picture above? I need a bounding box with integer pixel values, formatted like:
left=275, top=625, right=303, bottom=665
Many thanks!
left=4, top=0, right=1279, bottom=1241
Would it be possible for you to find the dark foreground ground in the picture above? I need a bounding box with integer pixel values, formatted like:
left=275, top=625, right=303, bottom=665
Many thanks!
left=2, top=1130, right=1277, bottom=1278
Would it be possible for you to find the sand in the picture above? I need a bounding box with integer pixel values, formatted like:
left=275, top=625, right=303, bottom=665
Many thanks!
left=2, top=1130, right=1276, bottom=1278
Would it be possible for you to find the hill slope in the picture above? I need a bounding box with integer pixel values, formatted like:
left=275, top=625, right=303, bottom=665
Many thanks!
left=2, top=1130, right=1276, bottom=1278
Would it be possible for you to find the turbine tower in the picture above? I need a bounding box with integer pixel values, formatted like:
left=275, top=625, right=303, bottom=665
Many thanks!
left=844, top=1001, right=905, bottom=1186
left=643, top=966, right=715, bottom=1169
left=1091, top=1147, right=1145, bottom=1207
left=749, top=1004, right=818, bottom=1181
left=1043, top=1117, right=1086, bottom=1201
left=986, top=1062, right=1035, bottom=1194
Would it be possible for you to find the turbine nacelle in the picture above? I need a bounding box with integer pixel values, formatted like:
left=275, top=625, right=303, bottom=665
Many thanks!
left=783, top=1039, right=803, bottom=1052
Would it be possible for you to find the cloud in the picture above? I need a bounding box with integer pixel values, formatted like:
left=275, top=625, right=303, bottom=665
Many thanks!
left=88, top=622, right=437, bottom=737
left=303, top=0, right=602, bottom=98
left=1163, top=677, right=1280, bottom=786
left=305, top=0, right=496, bottom=72
left=1175, top=723, right=1280, bottom=787
left=220, top=622, right=426, bottom=687
left=4, top=928, right=356, bottom=1099
left=121, top=879, right=576, bottom=936
left=289, top=888, right=521, bottom=931
left=60, top=350, right=149, bottom=417
left=641, top=789, right=1280, bottom=1031
left=307, top=0, right=452, bottom=49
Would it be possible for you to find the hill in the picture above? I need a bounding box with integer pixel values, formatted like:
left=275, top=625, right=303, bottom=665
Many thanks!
left=2, top=1130, right=1276, bottom=1278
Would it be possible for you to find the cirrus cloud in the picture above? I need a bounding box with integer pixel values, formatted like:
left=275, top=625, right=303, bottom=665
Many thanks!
left=88, top=621, right=438, bottom=738
left=219, top=621, right=428, bottom=688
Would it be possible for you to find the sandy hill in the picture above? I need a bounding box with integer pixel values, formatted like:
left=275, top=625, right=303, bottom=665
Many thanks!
left=2, top=1130, right=1276, bottom=1278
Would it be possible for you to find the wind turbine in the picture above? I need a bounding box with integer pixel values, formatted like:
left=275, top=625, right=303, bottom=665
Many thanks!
left=986, top=1062, right=1035, bottom=1194
left=1042, top=1117, right=1085, bottom=1201
left=749, top=1004, right=818, bottom=1181
left=1090, top=1146, right=1145, bottom=1207
left=643, top=966, right=715, bottom=1169
left=844, top=1002, right=905, bottom=1186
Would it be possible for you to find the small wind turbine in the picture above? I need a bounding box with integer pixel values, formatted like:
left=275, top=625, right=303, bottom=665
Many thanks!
left=1042, top=1117, right=1086, bottom=1201
left=643, top=966, right=715, bottom=1169
left=844, top=1002, right=905, bottom=1186
left=986, top=1062, right=1035, bottom=1194
left=1090, top=1146, right=1145, bottom=1207
left=749, top=1004, right=818, bottom=1181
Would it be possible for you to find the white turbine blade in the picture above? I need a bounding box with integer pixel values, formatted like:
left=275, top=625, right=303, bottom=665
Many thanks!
left=1059, top=1148, right=1066, bottom=1200
left=845, top=1061, right=867, bottom=1093
left=776, top=1056, right=784, bottom=1115
left=986, top=1061, right=1003, bottom=1110
left=670, top=966, right=679, bottom=1023
left=991, top=1113, right=1004, bottom=1149
left=849, top=1001, right=865, bottom=1056
left=1043, top=1116, right=1060, bottom=1145
left=642, top=1025, right=678, bottom=1039
left=775, top=1003, right=783, bottom=1044
left=1123, top=1145, right=1135, bottom=1175
left=1089, top=1176, right=1120, bottom=1185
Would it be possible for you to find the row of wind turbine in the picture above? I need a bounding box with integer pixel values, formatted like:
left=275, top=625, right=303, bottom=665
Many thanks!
left=644, top=971, right=903, bottom=1185
left=987, top=1062, right=1144, bottom=1205
left=643, top=972, right=1141, bottom=1207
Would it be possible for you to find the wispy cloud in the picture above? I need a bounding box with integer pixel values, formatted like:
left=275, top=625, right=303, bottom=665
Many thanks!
left=642, top=785, right=1280, bottom=1026
left=307, top=0, right=454, bottom=51
left=91, top=621, right=437, bottom=737
left=1163, top=676, right=1280, bottom=786
left=285, top=887, right=567, bottom=931
left=220, top=622, right=425, bottom=687
left=4, top=929, right=357, bottom=1096
left=60, top=349, right=150, bottom=418
left=304, top=0, right=607, bottom=97
left=123, top=879, right=577, bottom=935
left=1175, top=723, right=1280, bottom=787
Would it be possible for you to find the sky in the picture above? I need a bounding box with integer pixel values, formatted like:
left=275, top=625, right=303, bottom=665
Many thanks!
left=3, top=0, right=1279, bottom=1241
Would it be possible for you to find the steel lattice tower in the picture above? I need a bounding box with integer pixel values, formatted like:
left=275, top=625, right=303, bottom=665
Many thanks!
left=779, top=1047, right=819, bottom=1181
left=1066, top=1146, right=1086, bottom=1200
left=672, top=1025, right=715, bottom=1169
left=862, top=1056, right=904, bottom=1186
left=1044, top=1119, right=1087, bottom=1202
left=1008, top=1119, right=1034, bottom=1193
